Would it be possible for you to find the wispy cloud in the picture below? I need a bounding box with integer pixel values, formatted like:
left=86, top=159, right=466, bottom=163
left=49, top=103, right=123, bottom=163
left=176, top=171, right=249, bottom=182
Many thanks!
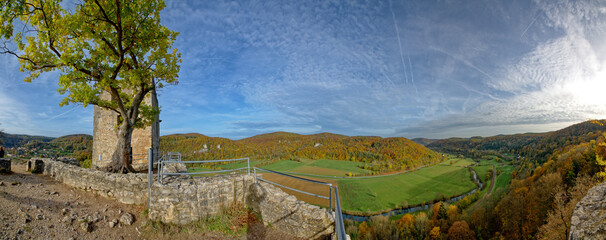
left=2, top=0, right=605, bottom=139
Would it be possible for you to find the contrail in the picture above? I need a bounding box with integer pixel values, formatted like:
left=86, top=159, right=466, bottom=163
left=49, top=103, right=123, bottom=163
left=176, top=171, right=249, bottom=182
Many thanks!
left=520, top=14, right=539, bottom=39
left=431, top=46, right=495, bottom=80
left=47, top=106, right=78, bottom=121
left=407, top=54, right=418, bottom=95
left=389, top=0, right=408, bottom=83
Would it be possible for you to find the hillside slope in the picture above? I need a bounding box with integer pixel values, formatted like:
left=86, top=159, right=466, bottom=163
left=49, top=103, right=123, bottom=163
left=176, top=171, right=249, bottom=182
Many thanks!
left=427, top=120, right=606, bottom=162
left=160, top=132, right=442, bottom=172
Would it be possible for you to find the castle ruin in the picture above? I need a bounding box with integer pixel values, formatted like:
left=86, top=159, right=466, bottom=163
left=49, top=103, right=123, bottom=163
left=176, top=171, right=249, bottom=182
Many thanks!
left=92, top=89, right=160, bottom=171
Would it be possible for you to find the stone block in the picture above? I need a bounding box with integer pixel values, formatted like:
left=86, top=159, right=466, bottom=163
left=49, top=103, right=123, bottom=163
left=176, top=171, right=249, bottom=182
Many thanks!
left=0, top=158, right=10, bottom=173
left=27, top=159, right=44, bottom=173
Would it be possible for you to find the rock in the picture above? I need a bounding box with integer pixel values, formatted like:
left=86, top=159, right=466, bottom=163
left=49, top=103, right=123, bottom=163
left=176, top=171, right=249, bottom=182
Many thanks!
left=119, top=213, right=135, bottom=226
left=11, top=181, right=20, bottom=186
left=62, top=215, right=73, bottom=224
left=51, top=191, right=59, bottom=195
left=61, top=208, right=69, bottom=215
left=570, top=182, right=606, bottom=240
left=36, top=214, right=43, bottom=220
left=23, top=214, right=31, bottom=223
left=108, top=219, right=118, bottom=228
left=162, top=162, right=188, bottom=173
left=80, top=221, right=92, bottom=232
left=85, top=213, right=101, bottom=223
left=0, top=181, right=4, bottom=186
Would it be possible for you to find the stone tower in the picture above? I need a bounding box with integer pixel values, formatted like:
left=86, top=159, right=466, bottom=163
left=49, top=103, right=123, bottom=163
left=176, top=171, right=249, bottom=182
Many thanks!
left=92, top=89, right=159, bottom=171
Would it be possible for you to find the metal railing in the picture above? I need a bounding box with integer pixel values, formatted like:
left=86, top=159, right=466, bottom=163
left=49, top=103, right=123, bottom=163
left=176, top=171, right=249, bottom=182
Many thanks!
left=158, top=155, right=250, bottom=184
left=253, top=167, right=347, bottom=240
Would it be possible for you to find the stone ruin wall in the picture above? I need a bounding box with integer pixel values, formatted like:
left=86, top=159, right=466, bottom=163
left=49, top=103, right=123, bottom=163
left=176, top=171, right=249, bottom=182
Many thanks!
left=30, top=158, right=335, bottom=239
left=92, top=90, right=159, bottom=171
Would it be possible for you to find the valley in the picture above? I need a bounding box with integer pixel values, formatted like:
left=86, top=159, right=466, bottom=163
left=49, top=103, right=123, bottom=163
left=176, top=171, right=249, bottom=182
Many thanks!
left=3, top=119, right=606, bottom=239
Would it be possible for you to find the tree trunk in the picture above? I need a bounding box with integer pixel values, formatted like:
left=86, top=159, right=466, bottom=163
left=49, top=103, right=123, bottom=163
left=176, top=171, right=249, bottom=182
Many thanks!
left=103, top=120, right=136, bottom=173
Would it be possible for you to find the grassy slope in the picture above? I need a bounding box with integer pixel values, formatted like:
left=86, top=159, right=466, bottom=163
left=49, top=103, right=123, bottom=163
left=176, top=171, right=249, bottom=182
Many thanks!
left=338, top=164, right=476, bottom=212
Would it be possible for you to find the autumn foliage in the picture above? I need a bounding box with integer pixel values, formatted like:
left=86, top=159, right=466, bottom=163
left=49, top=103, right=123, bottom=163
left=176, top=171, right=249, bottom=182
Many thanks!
left=160, top=132, right=442, bottom=173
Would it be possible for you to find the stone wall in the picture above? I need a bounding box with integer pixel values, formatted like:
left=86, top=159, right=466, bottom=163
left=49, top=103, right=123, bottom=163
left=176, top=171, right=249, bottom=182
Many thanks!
left=149, top=175, right=334, bottom=239
left=34, top=158, right=335, bottom=239
left=38, top=158, right=148, bottom=205
left=570, top=182, right=606, bottom=240
left=149, top=175, right=253, bottom=224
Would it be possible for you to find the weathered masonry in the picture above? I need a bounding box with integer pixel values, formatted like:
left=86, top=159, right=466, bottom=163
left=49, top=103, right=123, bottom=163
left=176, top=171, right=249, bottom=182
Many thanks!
left=30, top=158, right=335, bottom=239
left=92, top=90, right=160, bottom=171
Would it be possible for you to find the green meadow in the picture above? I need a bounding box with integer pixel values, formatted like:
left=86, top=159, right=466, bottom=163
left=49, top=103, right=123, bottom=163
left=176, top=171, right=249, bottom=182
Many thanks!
left=337, top=164, right=476, bottom=213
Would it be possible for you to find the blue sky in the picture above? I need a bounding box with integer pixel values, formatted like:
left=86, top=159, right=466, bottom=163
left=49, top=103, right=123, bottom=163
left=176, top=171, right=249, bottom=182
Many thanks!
left=1, top=0, right=606, bottom=139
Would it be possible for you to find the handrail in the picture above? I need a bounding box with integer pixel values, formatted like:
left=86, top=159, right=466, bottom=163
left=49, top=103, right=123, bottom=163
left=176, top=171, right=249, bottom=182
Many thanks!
left=158, top=154, right=250, bottom=184
left=256, top=177, right=330, bottom=199
left=255, top=167, right=333, bottom=186
left=333, top=186, right=347, bottom=240
left=253, top=167, right=348, bottom=240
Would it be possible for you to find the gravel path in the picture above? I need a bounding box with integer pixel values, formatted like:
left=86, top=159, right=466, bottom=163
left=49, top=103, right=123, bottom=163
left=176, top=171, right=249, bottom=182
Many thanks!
left=0, top=161, right=147, bottom=240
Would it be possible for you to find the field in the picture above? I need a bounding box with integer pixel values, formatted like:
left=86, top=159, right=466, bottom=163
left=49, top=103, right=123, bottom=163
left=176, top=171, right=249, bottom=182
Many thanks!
left=262, top=159, right=371, bottom=176
left=258, top=172, right=338, bottom=207
left=494, top=165, right=514, bottom=189
left=441, top=156, right=476, bottom=167
left=187, top=157, right=476, bottom=213
left=338, top=164, right=476, bottom=213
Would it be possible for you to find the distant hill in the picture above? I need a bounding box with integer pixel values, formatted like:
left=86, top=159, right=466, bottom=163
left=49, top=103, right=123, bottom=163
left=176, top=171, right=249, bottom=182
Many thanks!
left=411, top=138, right=438, bottom=146
left=427, top=119, right=606, bottom=162
left=2, top=133, right=92, bottom=161
left=1, top=133, right=54, bottom=148
left=161, top=131, right=441, bottom=172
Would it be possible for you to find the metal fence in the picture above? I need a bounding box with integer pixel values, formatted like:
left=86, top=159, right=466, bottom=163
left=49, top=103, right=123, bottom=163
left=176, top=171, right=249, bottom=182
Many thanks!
left=154, top=152, right=346, bottom=239
left=158, top=156, right=250, bottom=184
left=253, top=167, right=347, bottom=240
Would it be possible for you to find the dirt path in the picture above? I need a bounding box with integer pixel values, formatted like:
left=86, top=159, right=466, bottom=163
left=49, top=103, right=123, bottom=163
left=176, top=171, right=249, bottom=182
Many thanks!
left=0, top=161, right=146, bottom=240
left=0, top=160, right=300, bottom=240
left=483, top=165, right=497, bottom=199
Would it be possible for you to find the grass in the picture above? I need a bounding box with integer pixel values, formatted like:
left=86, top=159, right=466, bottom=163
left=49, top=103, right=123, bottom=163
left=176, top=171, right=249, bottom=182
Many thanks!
left=307, top=159, right=369, bottom=175
left=494, top=165, right=514, bottom=190
left=337, top=164, right=476, bottom=213
left=440, top=156, right=476, bottom=167
left=262, top=159, right=369, bottom=176
left=473, top=165, right=493, bottom=182
left=262, top=160, right=305, bottom=172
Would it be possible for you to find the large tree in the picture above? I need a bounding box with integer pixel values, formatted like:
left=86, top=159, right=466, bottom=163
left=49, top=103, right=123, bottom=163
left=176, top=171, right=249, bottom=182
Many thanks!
left=0, top=0, right=181, bottom=172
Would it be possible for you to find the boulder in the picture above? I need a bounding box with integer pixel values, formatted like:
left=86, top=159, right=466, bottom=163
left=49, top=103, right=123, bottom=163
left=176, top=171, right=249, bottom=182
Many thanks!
left=119, top=213, right=135, bottom=226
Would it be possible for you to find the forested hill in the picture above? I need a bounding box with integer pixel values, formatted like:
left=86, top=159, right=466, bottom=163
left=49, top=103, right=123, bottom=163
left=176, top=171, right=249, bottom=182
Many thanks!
left=160, top=132, right=442, bottom=172
left=426, top=120, right=606, bottom=162
left=1, top=133, right=54, bottom=148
